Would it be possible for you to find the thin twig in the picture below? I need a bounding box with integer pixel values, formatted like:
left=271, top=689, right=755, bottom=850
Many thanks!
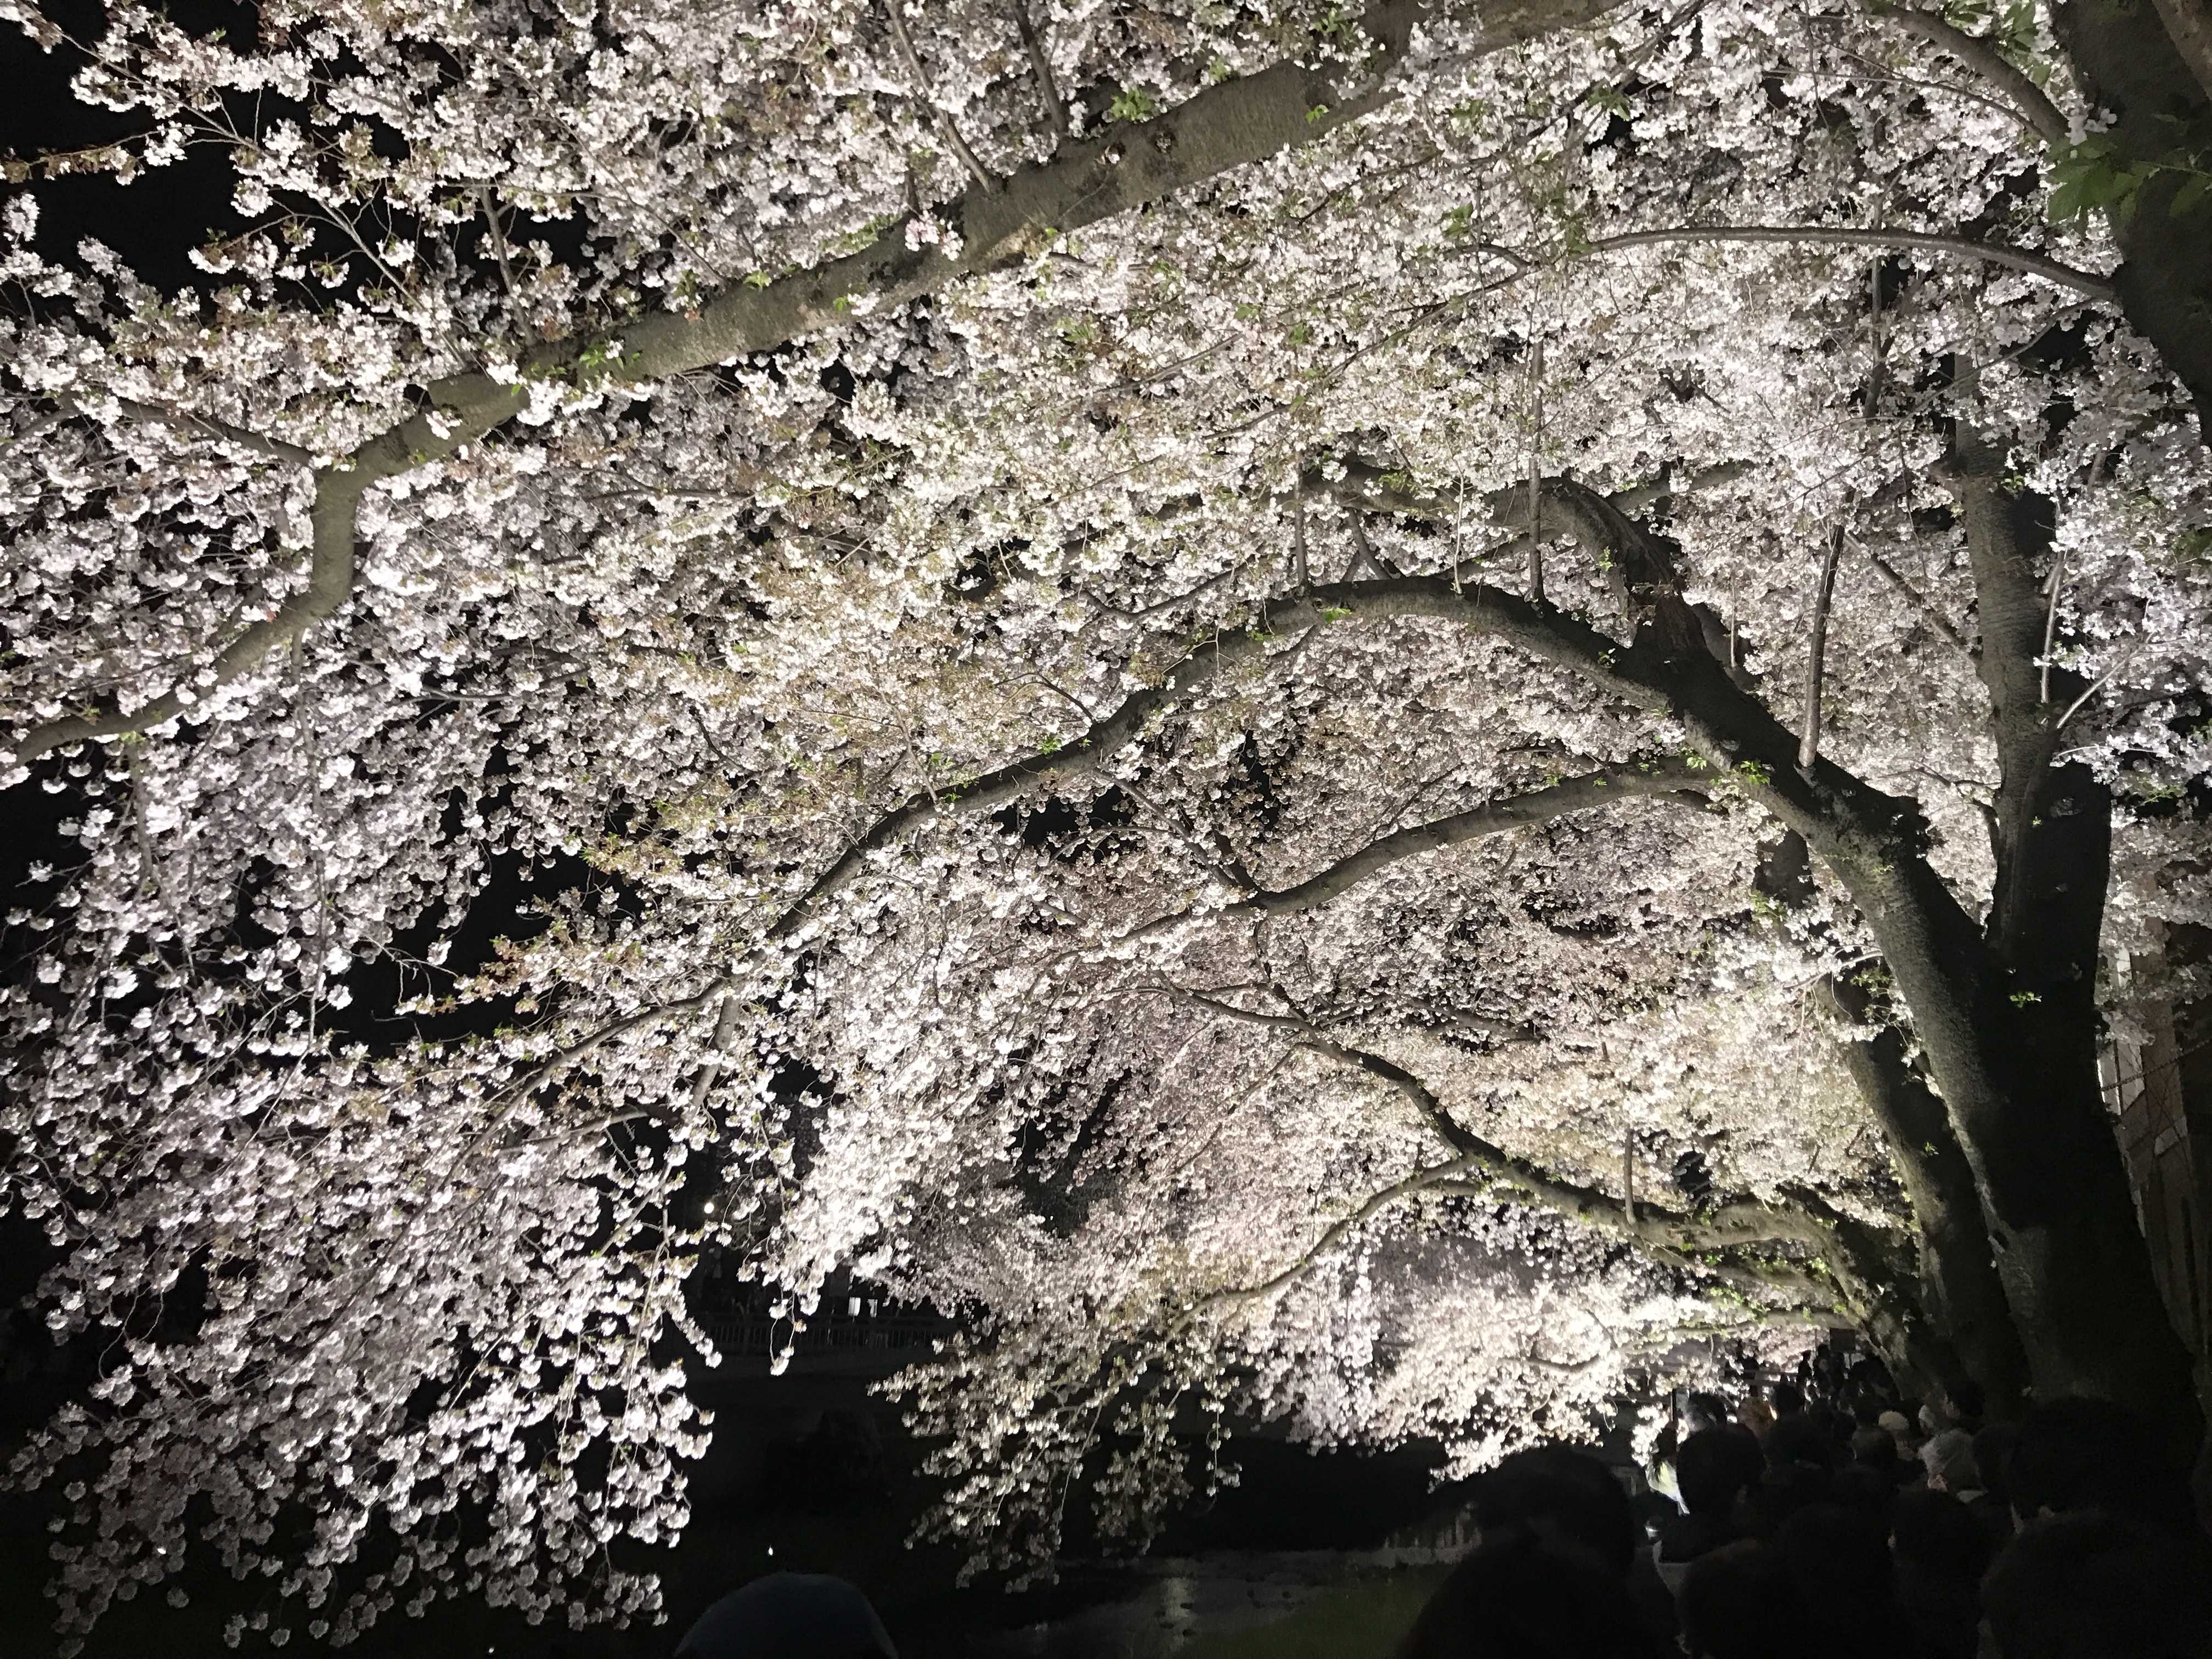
left=1527, top=341, right=1545, bottom=606
left=516, top=1110, right=655, bottom=1149
left=2040, top=545, right=2066, bottom=703
left=1010, top=0, right=1069, bottom=141
left=1582, top=225, right=2113, bottom=302
left=2053, top=641, right=2147, bottom=731
left=1451, top=239, right=1536, bottom=273
left=1866, top=253, right=1887, bottom=415
left=1855, top=535, right=1972, bottom=656
left=477, top=185, right=517, bottom=296
left=1799, top=522, right=1846, bottom=773
left=89, top=395, right=313, bottom=467
left=887, top=0, right=998, bottom=194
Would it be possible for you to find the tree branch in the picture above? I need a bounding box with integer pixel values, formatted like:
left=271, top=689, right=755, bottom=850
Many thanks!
left=7, top=0, right=1628, bottom=768
left=687, top=993, right=747, bottom=1118
left=1583, top=225, right=2114, bottom=300
left=1527, top=340, right=1547, bottom=605
left=1203, top=1150, right=1485, bottom=1310
left=1858, top=536, right=1972, bottom=657
left=477, top=185, right=518, bottom=296
left=432, top=508, right=1974, bottom=1181
left=764, top=608, right=1329, bottom=943
left=1119, top=758, right=1711, bottom=944
left=386, top=568, right=1632, bottom=1149
left=2040, top=543, right=2066, bottom=705
left=1816, top=963, right=2027, bottom=1404
left=1943, top=432, right=2087, bottom=968
left=1798, top=522, right=1844, bottom=773
left=456, top=979, right=736, bottom=1165
left=1165, top=1000, right=1827, bottom=1253
left=1202, top=1142, right=1838, bottom=1330
left=1873, top=6, right=2072, bottom=147
left=1237, top=759, right=1711, bottom=915
left=1010, top=0, right=1070, bottom=141
left=2148, top=0, right=2212, bottom=104
left=1606, top=459, right=1753, bottom=516
left=93, top=396, right=315, bottom=467
left=887, top=0, right=1000, bottom=194
left=9, top=461, right=369, bottom=766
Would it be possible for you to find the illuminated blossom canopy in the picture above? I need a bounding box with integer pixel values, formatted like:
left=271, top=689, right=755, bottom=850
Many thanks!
left=3, top=0, right=2209, bottom=1646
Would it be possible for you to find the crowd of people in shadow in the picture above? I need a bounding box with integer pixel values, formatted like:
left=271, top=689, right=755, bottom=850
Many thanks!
left=1400, top=1361, right=2212, bottom=1659
left=667, top=1355, right=2212, bottom=1658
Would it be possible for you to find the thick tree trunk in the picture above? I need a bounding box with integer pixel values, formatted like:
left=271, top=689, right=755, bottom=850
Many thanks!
left=2053, top=1, right=2212, bottom=438
left=1813, top=1203, right=1971, bottom=1407
left=1567, top=478, right=2203, bottom=1441
left=1921, top=449, right=2203, bottom=1444
left=1939, top=802, right=2198, bottom=1437
left=1819, top=972, right=2029, bottom=1417
left=1756, top=830, right=2028, bottom=1414
left=966, top=466, right=2203, bottom=1442
left=1655, top=465, right=2201, bottom=1442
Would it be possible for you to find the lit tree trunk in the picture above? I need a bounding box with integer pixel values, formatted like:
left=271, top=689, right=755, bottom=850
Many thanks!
left=1758, top=832, right=2028, bottom=1414
left=1932, top=440, right=2202, bottom=1440
left=1817, top=969, right=2029, bottom=1415
left=1665, top=650, right=2196, bottom=1443
left=1531, top=478, right=2201, bottom=1441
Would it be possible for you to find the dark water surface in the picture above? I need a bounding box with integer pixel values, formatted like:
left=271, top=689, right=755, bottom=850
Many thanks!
left=0, top=1349, right=1475, bottom=1658
left=900, top=1549, right=1462, bottom=1658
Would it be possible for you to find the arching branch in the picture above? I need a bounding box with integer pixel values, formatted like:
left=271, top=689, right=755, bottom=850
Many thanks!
left=1203, top=1151, right=1485, bottom=1310
left=1121, top=759, right=1712, bottom=944
left=4, top=0, right=1624, bottom=769
left=1203, top=1136, right=1836, bottom=1339
left=1872, top=7, right=2072, bottom=147
left=1581, top=225, right=2113, bottom=300
left=1249, top=760, right=1714, bottom=913
left=1159, top=991, right=1827, bottom=1254
left=454, top=515, right=1979, bottom=1155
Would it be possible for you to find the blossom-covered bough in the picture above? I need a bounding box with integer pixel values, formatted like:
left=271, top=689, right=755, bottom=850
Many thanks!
left=3, top=0, right=2211, bottom=1645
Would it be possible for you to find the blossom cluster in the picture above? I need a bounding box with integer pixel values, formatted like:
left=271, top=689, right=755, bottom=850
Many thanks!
left=3, top=0, right=2209, bottom=1638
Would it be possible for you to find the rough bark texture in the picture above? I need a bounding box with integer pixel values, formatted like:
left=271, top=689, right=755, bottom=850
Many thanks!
left=2053, top=0, right=2212, bottom=438
left=2149, top=0, right=2212, bottom=103
left=1938, top=443, right=2202, bottom=1441
left=1756, top=830, right=2028, bottom=1415
left=1818, top=970, right=2029, bottom=1415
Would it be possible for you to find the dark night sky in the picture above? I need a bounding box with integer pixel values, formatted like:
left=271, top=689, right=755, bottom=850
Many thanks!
left=2, top=1, right=257, bottom=288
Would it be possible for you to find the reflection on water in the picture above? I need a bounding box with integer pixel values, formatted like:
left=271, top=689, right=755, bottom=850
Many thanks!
left=907, top=1521, right=1476, bottom=1658
left=955, top=1565, right=1299, bottom=1657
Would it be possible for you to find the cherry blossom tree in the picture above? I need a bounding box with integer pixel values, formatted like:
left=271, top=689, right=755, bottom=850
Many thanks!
left=4, top=0, right=2211, bottom=1645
